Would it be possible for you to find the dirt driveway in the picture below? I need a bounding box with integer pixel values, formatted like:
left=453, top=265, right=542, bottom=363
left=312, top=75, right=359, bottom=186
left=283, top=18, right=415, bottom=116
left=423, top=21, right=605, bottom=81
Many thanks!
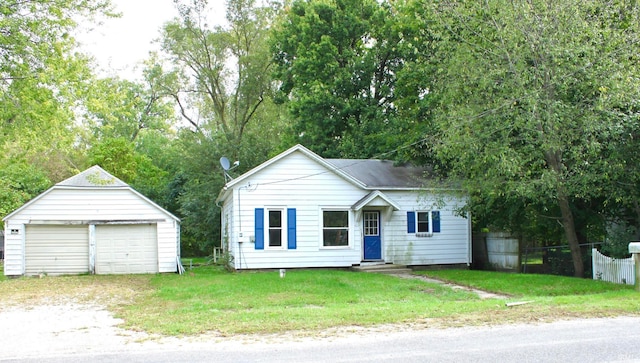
left=0, top=302, right=158, bottom=360
left=0, top=301, right=414, bottom=360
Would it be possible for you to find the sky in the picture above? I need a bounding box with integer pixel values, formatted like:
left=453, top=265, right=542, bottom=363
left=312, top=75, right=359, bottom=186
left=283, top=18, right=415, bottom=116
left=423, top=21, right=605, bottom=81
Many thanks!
left=77, top=0, right=226, bottom=80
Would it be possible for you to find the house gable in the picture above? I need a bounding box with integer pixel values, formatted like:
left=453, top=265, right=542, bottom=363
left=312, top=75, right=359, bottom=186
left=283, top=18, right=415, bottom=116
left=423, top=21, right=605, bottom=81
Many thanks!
left=216, top=144, right=366, bottom=204
left=352, top=190, right=401, bottom=211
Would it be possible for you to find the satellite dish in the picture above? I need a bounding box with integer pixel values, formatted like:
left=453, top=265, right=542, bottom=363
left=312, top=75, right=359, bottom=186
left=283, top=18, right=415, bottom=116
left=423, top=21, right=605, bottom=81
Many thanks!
left=220, top=157, right=231, bottom=171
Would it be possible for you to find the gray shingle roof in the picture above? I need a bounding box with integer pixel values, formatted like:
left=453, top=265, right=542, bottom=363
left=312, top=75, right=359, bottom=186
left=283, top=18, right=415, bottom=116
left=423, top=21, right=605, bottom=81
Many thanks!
left=326, top=159, right=427, bottom=189
left=56, top=165, right=128, bottom=187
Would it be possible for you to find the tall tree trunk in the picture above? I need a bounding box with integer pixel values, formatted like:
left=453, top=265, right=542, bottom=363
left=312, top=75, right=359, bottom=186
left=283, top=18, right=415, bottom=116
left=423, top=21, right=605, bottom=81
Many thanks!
left=545, top=150, right=584, bottom=277
left=557, top=191, right=584, bottom=277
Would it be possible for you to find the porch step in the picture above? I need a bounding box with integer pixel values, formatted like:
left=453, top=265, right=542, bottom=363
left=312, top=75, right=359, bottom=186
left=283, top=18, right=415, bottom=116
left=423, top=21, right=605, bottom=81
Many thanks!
left=352, top=263, right=412, bottom=275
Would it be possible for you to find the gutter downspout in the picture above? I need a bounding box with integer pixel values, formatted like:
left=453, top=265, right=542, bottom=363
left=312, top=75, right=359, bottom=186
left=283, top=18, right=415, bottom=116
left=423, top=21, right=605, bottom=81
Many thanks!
left=467, top=212, right=473, bottom=266
left=176, top=222, right=184, bottom=274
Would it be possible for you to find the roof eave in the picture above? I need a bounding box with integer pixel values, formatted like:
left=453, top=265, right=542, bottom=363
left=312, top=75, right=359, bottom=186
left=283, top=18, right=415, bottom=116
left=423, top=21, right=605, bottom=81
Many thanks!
left=215, top=186, right=229, bottom=205
left=2, top=186, right=55, bottom=222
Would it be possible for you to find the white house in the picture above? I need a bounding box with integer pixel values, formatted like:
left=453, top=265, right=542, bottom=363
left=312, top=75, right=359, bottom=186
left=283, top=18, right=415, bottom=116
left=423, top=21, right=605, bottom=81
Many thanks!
left=3, top=166, right=181, bottom=276
left=215, top=144, right=471, bottom=270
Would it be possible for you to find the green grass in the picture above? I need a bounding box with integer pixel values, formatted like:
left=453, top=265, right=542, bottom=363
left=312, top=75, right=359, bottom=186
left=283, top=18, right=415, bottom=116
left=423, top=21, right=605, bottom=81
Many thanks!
left=417, top=269, right=633, bottom=296
left=418, top=269, right=639, bottom=319
left=180, top=257, right=211, bottom=268
left=521, top=251, right=544, bottom=265
left=1, top=266, right=638, bottom=337
left=119, top=266, right=486, bottom=335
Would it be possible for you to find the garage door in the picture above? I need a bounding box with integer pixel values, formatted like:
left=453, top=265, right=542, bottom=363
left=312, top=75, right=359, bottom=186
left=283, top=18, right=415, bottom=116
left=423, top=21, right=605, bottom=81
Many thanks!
left=25, top=225, right=89, bottom=276
left=95, top=224, right=158, bottom=274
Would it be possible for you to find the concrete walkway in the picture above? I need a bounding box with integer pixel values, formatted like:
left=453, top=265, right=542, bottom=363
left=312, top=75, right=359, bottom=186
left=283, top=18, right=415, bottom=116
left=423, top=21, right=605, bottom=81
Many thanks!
left=352, top=264, right=509, bottom=300
left=393, top=273, right=509, bottom=299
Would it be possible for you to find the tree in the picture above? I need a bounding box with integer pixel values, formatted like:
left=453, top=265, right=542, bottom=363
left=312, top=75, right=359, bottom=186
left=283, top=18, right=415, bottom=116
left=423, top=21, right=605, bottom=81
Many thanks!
left=83, top=75, right=177, bottom=142
left=0, top=0, right=114, bottom=164
left=416, top=0, right=640, bottom=277
left=158, top=0, right=278, bottom=150
left=271, top=0, right=424, bottom=158
left=150, top=0, right=286, bottom=255
left=0, top=0, right=115, bottom=216
left=87, top=138, right=138, bottom=183
left=79, top=67, right=182, bottom=214
left=0, top=163, right=50, bottom=217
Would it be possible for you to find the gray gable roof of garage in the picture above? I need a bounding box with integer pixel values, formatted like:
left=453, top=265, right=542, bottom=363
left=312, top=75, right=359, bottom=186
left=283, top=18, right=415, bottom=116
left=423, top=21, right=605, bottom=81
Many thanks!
left=325, top=159, right=427, bottom=189
left=57, top=165, right=128, bottom=187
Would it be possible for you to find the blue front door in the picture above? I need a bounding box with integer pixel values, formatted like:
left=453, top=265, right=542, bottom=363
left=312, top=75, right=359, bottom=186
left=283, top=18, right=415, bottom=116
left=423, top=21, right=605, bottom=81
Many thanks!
left=363, top=211, right=381, bottom=260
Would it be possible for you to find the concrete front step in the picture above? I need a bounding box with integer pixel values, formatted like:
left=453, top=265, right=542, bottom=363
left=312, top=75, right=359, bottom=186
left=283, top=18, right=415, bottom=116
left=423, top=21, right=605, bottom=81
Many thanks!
left=352, top=264, right=412, bottom=275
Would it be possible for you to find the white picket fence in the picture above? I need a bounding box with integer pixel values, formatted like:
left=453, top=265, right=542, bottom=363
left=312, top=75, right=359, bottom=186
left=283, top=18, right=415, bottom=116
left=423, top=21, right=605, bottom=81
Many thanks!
left=592, top=249, right=635, bottom=285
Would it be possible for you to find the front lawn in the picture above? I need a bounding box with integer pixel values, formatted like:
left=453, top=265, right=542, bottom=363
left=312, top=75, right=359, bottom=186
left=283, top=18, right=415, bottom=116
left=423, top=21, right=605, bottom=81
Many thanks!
left=419, top=269, right=639, bottom=318
left=120, top=267, right=486, bottom=335
left=117, top=267, right=639, bottom=335
left=418, top=269, right=633, bottom=296
left=1, top=266, right=637, bottom=336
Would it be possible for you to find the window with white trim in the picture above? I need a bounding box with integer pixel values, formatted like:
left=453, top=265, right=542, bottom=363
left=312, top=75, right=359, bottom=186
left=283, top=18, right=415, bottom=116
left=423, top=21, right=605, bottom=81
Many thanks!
left=322, top=210, right=349, bottom=247
left=254, top=208, right=297, bottom=250
left=268, top=209, right=284, bottom=248
left=417, top=211, right=430, bottom=233
left=407, top=210, right=441, bottom=236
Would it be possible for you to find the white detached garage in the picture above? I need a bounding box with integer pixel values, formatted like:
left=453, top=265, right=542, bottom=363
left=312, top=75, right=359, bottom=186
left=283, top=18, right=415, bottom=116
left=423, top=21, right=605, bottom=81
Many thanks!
left=3, top=166, right=181, bottom=276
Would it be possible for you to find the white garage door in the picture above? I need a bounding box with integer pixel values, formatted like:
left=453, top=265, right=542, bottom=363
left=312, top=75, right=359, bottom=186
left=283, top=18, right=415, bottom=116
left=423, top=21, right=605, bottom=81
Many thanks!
left=25, top=225, right=89, bottom=276
left=95, top=224, right=158, bottom=274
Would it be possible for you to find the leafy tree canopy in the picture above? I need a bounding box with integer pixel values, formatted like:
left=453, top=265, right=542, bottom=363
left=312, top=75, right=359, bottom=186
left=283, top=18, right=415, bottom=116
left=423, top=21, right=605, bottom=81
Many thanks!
left=412, top=0, right=640, bottom=276
left=0, top=0, right=115, bottom=217
left=271, top=0, right=430, bottom=158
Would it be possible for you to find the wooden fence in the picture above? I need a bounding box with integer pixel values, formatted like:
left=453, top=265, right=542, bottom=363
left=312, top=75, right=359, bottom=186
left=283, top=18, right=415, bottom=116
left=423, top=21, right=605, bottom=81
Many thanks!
left=592, top=249, right=635, bottom=285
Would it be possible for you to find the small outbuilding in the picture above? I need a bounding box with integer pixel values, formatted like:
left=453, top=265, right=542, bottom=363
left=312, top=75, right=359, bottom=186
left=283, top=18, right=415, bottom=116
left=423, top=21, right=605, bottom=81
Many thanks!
left=216, top=144, right=472, bottom=270
left=3, top=166, right=181, bottom=276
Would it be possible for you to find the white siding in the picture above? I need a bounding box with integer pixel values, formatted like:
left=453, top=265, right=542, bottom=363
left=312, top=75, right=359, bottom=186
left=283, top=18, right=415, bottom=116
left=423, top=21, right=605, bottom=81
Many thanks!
left=157, top=220, right=178, bottom=273
left=3, top=223, right=24, bottom=276
left=223, top=151, right=472, bottom=269
left=229, top=152, right=362, bottom=269
left=4, top=187, right=178, bottom=275
left=222, top=197, right=235, bottom=260
left=383, top=191, right=471, bottom=265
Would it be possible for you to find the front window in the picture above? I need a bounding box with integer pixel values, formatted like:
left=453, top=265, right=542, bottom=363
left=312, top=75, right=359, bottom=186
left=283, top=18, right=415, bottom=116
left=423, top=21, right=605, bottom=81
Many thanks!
left=417, top=212, right=430, bottom=233
left=268, top=210, right=282, bottom=247
left=323, top=210, right=349, bottom=247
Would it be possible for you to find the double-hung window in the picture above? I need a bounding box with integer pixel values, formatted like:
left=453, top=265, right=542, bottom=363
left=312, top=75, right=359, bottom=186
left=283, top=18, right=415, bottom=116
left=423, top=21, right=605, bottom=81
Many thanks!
left=268, top=209, right=283, bottom=248
left=407, top=210, right=441, bottom=236
left=254, top=208, right=297, bottom=250
left=417, top=211, right=430, bottom=233
left=322, top=210, right=349, bottom=247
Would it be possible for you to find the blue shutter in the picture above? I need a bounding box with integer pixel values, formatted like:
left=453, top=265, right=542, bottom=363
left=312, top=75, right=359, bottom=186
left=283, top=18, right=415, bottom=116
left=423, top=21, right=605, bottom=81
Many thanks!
left=432, top=211, right=441, bottom=233
left=254, top=208, right=264, bottom=250
left=287, top=208, right=297, bottom=249
left=407, top=211, right=416, bottom=233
